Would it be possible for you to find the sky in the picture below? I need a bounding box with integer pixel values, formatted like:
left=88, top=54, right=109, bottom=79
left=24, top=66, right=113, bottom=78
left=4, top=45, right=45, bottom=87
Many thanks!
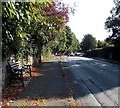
left=61, top=0, right=115, bottom=42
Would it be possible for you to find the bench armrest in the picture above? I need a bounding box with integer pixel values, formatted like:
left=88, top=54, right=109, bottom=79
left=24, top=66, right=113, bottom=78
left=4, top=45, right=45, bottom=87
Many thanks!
left=21, top=65, right=32, bottom=77
left=12, top=68, right=23, bottom=75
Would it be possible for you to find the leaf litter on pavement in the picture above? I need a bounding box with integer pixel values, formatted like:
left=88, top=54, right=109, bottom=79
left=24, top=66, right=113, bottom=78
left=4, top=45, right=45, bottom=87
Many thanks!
left=1, top=57, right=80, bottom=106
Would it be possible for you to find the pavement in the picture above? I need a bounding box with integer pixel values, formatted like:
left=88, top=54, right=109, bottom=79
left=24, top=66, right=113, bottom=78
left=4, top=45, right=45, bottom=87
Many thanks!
left=10, top=57, right=76, bottom=106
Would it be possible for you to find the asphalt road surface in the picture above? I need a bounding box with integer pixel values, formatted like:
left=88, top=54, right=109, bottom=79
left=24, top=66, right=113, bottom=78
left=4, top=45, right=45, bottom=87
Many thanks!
left=62, top=56, right=120, bottom=106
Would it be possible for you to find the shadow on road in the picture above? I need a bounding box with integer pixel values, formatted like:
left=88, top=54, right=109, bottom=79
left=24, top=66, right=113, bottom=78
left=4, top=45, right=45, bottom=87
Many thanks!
left=62, top=57, right=120, bottom=100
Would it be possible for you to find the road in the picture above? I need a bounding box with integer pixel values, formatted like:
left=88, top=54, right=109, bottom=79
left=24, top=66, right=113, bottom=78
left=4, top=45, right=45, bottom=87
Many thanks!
left=62, top=56, right=120, bottom=106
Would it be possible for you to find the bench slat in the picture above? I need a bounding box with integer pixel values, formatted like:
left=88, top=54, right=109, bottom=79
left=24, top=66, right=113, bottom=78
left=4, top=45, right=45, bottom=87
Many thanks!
left=7, top=61, right=32, bottom=87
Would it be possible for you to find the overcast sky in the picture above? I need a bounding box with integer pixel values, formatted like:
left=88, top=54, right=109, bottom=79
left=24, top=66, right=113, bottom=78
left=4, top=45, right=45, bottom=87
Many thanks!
left=61, top=0, right=115, bottom=42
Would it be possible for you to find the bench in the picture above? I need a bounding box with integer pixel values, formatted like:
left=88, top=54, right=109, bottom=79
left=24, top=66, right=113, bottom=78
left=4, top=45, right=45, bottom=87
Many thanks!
left=7, top=61, right=32, bottom=87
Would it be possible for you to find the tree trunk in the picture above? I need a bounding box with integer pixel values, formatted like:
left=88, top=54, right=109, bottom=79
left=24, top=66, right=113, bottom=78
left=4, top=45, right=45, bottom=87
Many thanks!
left=38, top=53, right=42, bottom=63
left=38, top=44, right=43, bottom=63
left=32, top=41, right=43, bottom=65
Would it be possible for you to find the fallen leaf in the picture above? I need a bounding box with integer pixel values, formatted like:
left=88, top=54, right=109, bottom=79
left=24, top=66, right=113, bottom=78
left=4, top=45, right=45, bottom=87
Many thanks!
left=9, top=100, right=13, bottom=103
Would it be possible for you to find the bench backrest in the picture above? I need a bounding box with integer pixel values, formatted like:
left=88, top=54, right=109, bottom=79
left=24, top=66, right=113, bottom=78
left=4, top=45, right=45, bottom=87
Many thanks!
left=7, top=61, right=20, bottom=70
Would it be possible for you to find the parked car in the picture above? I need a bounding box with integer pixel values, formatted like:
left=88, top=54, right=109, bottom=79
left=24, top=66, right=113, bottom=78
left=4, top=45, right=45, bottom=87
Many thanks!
left=80, top=53, right=85, bottom=56
left=75, top=53, right=81, bottom=56
left=70, top=53, right=75, bottom=56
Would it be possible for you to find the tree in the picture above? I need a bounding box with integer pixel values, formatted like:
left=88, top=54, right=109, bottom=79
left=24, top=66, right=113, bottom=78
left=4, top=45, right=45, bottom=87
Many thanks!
left=49, top=26, right=80, bottom=55
left=80, top=34, right=97, bottom=52
left=105, top=0, right=120, bottom=46
left=72, top=34, right=80, bottom=53
left=2, top=2, right=33, bottom=59
left=97, top=40, right=112, bottom=48
left=2, top=1, right=75, bottom=63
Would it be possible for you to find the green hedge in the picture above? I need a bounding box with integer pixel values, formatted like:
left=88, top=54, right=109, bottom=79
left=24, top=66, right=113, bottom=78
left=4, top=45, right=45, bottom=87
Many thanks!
left=86, top=46, right=120, bottom=61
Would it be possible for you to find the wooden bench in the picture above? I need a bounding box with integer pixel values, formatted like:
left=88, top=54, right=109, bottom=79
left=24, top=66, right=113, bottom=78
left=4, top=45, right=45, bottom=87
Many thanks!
left=7, top=61, right=32, bottom=87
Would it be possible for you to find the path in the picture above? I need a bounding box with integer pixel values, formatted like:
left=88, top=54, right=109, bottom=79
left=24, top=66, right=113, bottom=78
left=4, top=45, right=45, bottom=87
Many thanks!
left=10, top=57, right=72, bottom=106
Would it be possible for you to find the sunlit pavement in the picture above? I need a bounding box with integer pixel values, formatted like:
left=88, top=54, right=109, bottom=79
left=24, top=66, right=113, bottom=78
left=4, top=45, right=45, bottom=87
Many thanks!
left=62, top=56, right=120, bottom=106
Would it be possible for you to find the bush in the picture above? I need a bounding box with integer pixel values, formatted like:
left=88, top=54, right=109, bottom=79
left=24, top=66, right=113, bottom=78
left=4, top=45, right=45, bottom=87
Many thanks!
left=86, top=46, right=120, bottom=61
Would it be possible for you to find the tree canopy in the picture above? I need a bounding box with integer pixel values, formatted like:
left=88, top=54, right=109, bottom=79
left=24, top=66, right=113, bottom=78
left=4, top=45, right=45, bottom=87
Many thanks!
left=2, top=1, right=78, bottom=62
left=105, top=0, right=120, bottom=46
left=80, top=34, right=97, bottom=52
left=97, top=40, right=112, bottom=48
left=50, top=26, right=80, bottom=55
